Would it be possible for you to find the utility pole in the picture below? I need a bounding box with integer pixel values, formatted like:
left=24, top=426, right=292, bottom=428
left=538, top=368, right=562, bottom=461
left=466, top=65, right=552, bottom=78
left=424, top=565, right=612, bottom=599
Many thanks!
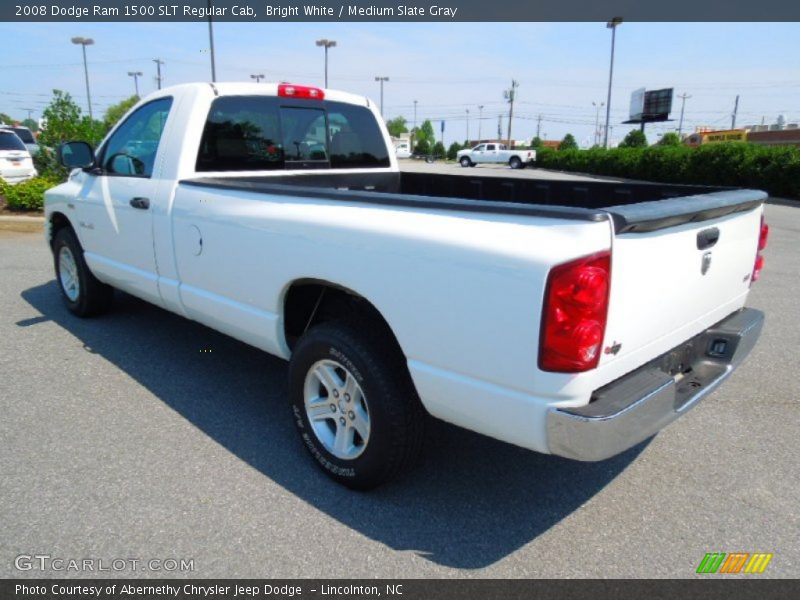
left=503, top=79, right=519, bottom=146
left=731, top=94, right=740, bottom=129
left=592, top=101, right=604, bottom=145
left=71, top=37, right=94, bottom=119
left=128, top=71, right=143, bottom=97
left=374, top=76, right=389, bottom=117
left=477, top=105, right=484, bottom=142
left=604, top=17, right=623, bottom=148
left=466, top=109, right=470, bottom=144
left=536, top=114, right=542, bottom=139
left=24, top=108, right=35, bottom=121
left=153, top=58, right=164, bottom=90
left=497, top=115, right=502, bottom=140
left=207, top=0, right=217, bottom=82
left=250, top=74, right=265, bottom=83
left=315, top=39, right=336, bottom=88
left=677, top=93, right=691, bottom=138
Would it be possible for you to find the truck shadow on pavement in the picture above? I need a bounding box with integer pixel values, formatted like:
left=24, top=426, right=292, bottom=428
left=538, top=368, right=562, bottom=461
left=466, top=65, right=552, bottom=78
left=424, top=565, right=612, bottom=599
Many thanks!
left=21, top=281, right=647, bottom=570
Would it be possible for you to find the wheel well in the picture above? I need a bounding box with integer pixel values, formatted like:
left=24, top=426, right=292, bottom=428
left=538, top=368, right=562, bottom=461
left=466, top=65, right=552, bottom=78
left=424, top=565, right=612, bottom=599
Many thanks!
left=283, top=281, right=402, bottom=355
left=49, top=212, right=73, bottom=249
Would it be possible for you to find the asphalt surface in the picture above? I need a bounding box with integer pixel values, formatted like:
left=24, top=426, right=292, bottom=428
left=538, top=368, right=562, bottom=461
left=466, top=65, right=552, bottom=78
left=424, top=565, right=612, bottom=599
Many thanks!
left=1, top=174, right=798, bottom=578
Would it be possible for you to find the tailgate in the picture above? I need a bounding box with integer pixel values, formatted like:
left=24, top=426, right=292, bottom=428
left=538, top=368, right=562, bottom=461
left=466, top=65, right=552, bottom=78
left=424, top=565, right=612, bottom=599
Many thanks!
left=599, top=191, right=765, bottom=374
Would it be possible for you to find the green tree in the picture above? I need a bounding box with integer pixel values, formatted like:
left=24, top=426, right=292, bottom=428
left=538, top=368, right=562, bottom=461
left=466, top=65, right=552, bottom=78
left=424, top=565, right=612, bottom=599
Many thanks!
left=560, top=133, right=578, bottom=151
left=447, top=141, right=462, bottom=160
left=432, top=141, right=446, bottom=158
left=530, top=136, right=543, bottom=150
left=22, top=118, right=39, bottom=132
left=103, top=95, right=139, bottom=130
left=417, top=120, right=435, bottom=145
left=385, top=116, right=408, bottom=138
left=0, top=112, right=13, bottom=125
left=658, top=132, right=681, bottom=146
left=414, top=138, right=430, bottom=156
left=37, top=90, right=105, bottom=180
left=619, top=129, right=648, bottom=148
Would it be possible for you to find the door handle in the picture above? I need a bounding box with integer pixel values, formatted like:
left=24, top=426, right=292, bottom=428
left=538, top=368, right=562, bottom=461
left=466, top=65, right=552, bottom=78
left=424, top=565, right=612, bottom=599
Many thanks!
left=697, top=227, right=720, bottom=250
left=130, top=197, right=150, bottom=210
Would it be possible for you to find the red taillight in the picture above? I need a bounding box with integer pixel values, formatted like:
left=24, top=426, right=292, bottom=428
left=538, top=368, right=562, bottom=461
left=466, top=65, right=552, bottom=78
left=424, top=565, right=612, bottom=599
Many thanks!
left=278, top=83, right=325, bottom=100
left=752, top=214, right=768, bottom=284
left=539, top=251, right=611, bottom=373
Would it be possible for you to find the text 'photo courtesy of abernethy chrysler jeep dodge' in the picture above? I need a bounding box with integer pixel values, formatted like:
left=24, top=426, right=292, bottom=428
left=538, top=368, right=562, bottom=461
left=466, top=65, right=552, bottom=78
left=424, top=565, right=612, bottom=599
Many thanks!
left=46, top=82, right=768, bottom=489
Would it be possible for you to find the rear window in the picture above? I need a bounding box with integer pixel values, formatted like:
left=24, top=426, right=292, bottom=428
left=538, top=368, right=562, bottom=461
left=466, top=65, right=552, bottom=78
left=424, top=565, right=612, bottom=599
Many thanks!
left=196, top=96, right=389, bottom=172
left=11, top=128, right=35, bottom=144
left=0, top=131, right=26, bottom=151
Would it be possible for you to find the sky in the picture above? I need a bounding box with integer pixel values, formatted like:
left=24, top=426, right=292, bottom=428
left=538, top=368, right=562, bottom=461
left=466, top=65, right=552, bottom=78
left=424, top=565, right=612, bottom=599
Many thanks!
left=2, top=21, right=799, bottom=147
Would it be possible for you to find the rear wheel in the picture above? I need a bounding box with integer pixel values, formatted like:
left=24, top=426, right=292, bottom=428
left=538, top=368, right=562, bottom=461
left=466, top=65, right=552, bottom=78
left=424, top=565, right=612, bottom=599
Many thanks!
left=289, top=320, right=426, bottom=490
left=53, top=227, right=114, bottom=317
left=509, top=156, right=523, bottom=169
left=460, top=156, right=472, bottom=168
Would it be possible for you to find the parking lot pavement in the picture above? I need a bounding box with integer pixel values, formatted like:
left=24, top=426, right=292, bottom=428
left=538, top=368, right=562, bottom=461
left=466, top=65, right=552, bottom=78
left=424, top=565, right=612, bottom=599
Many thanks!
left=398, top=158, right=625, bottom=181
left=0, top=201, right=798, bottom=579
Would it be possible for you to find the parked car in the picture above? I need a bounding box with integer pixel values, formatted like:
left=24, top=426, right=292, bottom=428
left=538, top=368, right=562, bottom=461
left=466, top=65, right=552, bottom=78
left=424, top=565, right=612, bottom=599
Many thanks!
left=394, top=142, right=412, bottom=159
left=457, top=142, right=536, bottom=168
left=0, top=129, right=37, bottom=184
left=1, top=125, right=39, bottom=156
left=46, top=82, right=767, bottom=489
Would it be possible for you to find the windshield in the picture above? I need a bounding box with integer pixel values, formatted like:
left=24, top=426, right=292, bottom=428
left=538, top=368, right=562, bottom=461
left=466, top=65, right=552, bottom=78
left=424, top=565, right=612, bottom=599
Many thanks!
left=0, top=131, right=26, bottom=151
left=11, top=128, right=35, bottom=144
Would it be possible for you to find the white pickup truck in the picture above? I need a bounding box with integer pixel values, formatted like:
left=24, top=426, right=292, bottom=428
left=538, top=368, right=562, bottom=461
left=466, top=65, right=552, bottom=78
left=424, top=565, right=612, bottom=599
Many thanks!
left=46, top=82, right=768, bottom=489
left=456, top=142, right=536, bottom=169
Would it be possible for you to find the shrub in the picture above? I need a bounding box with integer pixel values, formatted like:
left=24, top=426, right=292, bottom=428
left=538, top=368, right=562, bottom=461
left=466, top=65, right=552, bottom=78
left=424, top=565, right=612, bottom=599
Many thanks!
left=534, top=143, right=800, bottom=199
left=432, top=141, right=446, bottom=159
left=0, top=176, right=59, bottom=211
left=447, top=142, right=462, bottom=161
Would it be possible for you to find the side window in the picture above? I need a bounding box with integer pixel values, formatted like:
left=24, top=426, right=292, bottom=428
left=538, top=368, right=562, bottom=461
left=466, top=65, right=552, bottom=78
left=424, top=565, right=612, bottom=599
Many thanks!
left=100, top=97, right=172, bottom=177
left=486, top=144, right=496, bottom=151
left=279, top=106, right=328, bottom=166
left=474, top=144, right=485, bottom=151
left=197, top=96, right=284, bottom=171
left=326, top=101, right=390, bottom=169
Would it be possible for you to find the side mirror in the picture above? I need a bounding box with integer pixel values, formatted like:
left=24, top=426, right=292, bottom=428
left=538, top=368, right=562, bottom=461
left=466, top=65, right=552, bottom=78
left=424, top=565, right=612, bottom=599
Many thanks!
left=57, top=141, right=96, bottom=170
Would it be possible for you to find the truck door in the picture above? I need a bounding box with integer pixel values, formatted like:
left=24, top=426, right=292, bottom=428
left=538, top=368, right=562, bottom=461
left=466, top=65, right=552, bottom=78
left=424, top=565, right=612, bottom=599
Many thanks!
left=74, top=97, right=173, bottom=306
left=485, top=143, right=499, bottom=162
left=472, top=144, right=486, bottom=163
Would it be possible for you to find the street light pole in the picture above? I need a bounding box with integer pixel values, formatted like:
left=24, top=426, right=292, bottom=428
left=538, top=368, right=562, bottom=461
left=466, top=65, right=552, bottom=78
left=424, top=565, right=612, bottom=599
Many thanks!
left=250, top=74, right=265, bottom=83
left=71, top=37, right=94, bottom=119
left=677, top=93, right=691, bottom=138
left=592, top=101, right=604, bottom=146
left=207, top=0, right=217, bottom=82
left=375, top=76, right=389, bottom=117
left=413, top=100, right=417, bottom=129
left=477, top=105, right=484, bottom=142
left=604, top=17, right=623, bottom=149
left=128, top=71, right=143, bottom=97
left=315, top=39, right=337, bottom=88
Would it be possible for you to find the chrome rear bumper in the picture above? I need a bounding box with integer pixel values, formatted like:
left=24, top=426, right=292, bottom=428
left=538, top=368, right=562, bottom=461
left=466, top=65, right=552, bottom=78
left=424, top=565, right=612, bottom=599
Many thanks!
left=547, top=308, right=764, bottom=461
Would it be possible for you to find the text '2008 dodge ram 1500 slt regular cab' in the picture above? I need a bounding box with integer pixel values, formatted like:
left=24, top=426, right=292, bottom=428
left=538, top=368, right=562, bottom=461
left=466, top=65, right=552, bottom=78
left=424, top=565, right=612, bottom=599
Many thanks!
left=46, top=82, right=768, bottom=489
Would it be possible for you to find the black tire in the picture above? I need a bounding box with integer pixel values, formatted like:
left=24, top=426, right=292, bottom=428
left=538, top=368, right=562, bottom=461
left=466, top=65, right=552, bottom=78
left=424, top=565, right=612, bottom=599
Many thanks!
left=53, top=227, right=114, bottom=317
left=509, top=156, right=522, bottom=169
left=288, top=320, right=426, bottom=490
left=459, top=156, right=472, bottom=168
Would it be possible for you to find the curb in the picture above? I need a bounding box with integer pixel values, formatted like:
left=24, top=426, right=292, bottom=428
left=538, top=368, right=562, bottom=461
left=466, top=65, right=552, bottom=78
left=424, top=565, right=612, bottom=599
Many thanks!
left=0, top=214, right=45, bottom=233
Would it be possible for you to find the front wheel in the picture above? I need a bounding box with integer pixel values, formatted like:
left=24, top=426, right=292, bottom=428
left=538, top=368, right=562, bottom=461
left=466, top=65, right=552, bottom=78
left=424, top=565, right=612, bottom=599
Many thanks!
left=53, top=227, right=114, bottom=317
left=288, top=320, right=426, bottom=490
left=459, top=156, right=472, bottom=168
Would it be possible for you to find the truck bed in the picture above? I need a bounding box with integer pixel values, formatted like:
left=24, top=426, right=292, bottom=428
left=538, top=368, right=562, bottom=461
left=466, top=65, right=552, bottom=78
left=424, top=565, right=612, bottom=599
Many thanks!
left=180, top=171, right=766, bottom=233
